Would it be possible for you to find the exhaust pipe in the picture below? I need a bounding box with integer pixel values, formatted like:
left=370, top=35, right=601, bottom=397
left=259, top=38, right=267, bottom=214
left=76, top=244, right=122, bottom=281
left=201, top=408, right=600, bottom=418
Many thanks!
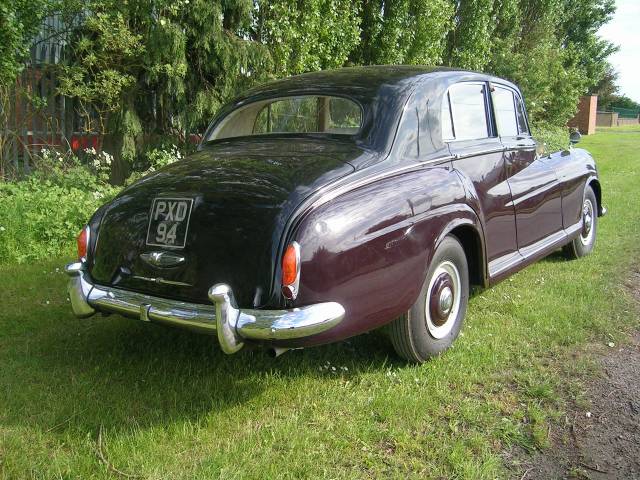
left=268, top=347, right=290, bottom=358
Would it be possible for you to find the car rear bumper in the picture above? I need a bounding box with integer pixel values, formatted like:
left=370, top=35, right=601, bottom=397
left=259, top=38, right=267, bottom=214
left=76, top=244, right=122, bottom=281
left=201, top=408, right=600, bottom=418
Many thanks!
left=64, top=262, right=345, bottom=354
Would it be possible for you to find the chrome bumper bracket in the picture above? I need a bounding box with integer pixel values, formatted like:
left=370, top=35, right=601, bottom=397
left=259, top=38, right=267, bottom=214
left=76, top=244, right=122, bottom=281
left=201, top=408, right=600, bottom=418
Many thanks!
left=65, top=262, right=345, bottom=354
left=208, top=284, right=244, bottom=354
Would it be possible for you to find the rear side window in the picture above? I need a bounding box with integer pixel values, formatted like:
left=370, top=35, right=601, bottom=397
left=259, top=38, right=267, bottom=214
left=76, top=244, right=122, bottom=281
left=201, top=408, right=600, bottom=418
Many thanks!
left=448, top=83, right=489, bottom=141
left=441, top=92, right=455, bottom=141
left=492, top=87, right=518, bottom=137
left=515, top=97, right=530, bottom=134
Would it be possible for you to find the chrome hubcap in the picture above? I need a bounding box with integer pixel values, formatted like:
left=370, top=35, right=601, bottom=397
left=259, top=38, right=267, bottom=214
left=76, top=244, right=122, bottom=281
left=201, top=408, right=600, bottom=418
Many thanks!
left=425, top=261, right=461, bottom=339
left=438, top=287, right=453, bottom=317
left=580, top=198, right=595, bottom=246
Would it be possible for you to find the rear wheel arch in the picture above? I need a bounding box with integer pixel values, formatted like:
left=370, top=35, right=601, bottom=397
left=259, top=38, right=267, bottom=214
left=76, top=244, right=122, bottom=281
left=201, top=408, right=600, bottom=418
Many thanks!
left=433, top=215, right=487, bottom=289
left=448, top=224, right=486, bottom=288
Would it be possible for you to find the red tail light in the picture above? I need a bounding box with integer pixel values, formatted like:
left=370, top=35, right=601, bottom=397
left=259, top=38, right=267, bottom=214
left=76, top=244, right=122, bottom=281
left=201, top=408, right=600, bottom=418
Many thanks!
left=77, top=225, right=90, bottom=261
left=281, top=242, right=300, bottom=299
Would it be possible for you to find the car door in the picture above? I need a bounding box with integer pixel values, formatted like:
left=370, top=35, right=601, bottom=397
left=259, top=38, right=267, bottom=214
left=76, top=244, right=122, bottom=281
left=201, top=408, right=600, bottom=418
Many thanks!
left=491, top=85, right=563, bottom=253
left=445, top=82, right=519, bottom=269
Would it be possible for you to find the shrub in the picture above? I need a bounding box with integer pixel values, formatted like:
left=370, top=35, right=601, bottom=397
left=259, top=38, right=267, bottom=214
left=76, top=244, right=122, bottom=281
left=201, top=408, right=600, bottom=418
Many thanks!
left=0, top=149, right=120, bottom=264
left=531, top=123, right=570, bottom=155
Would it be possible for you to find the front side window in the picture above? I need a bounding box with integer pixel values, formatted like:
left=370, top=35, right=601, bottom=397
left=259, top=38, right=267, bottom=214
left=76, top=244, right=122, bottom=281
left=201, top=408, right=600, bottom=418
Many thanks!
left=448, top=83, right=489, bottom=141
left=209, top=96, right=362, bottom=141
left=492, top=86, right=518, bottom=137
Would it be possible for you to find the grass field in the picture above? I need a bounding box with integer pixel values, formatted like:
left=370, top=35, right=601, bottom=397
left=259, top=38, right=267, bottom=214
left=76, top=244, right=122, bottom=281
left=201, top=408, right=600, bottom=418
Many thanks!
left=1, top=128, right=639, bottom=479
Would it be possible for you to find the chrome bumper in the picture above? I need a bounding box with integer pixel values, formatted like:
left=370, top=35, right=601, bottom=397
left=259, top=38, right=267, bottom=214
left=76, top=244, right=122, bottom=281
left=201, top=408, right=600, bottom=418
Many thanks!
left=64, top=262, right=345, bottom=354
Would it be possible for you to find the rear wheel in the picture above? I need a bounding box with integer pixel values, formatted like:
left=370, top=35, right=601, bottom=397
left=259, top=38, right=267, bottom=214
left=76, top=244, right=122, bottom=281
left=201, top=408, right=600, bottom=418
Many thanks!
left=389, top=235, right=469, bottom=363
left=563, top=185, right=597, bottom=259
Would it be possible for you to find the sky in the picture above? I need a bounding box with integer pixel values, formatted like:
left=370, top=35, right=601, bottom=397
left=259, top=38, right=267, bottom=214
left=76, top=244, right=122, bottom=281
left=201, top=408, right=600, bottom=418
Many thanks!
left=598, top=0, right=640, bottom=102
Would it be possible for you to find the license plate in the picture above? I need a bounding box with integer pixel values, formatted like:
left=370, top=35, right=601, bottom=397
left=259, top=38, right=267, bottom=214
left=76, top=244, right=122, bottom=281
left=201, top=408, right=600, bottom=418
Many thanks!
left=146, top=197, right=194, bottom=248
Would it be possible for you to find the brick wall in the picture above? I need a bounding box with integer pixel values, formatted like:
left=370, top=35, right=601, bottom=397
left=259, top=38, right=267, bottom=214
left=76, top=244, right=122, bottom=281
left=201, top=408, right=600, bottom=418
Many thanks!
left=568, top=95, right=598, bottom=135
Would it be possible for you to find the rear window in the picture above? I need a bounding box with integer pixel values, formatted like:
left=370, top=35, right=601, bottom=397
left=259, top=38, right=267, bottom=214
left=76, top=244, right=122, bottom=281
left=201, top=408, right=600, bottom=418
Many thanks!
left=447, top=83, right=489, bottom=141
left=209, top=96, right=362, bottom=141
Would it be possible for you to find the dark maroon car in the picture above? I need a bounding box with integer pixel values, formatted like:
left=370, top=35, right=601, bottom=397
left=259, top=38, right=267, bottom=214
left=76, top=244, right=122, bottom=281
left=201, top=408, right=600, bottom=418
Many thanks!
left=65, top=66, right=605, bottom=362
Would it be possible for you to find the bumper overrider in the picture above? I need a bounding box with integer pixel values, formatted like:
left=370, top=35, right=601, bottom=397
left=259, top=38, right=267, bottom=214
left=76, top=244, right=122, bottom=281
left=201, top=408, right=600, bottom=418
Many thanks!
left=65, top=262, right=345, bottom=354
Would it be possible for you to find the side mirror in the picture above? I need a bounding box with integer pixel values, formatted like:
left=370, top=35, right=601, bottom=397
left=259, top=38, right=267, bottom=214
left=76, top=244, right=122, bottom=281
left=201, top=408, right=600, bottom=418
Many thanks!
left=569, top=131, right=581, bottom=145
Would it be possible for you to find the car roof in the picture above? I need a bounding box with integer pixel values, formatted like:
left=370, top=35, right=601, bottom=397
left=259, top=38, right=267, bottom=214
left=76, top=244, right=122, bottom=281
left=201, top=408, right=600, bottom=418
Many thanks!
left=203, top=66, right=520, bottom=155
left=236, top=65, right=515, bottom=104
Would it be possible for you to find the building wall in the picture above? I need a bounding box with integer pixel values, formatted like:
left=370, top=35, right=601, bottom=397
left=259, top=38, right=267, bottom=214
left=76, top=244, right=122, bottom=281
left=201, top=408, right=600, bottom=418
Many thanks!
left=568, top=95, right=598, bottom=135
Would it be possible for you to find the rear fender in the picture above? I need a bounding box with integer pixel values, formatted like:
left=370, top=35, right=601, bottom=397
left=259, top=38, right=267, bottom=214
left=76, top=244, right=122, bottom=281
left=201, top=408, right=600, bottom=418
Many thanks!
left=279, top=163, right=482, bottom=347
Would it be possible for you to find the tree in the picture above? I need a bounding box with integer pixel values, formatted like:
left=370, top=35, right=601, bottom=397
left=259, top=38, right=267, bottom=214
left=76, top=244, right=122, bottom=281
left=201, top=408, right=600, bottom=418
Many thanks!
left=350, top=0, right=453, bottom=66
left=257, top=0, right=361, bottom=75
left=447, top=0, right=494, bottom=70
left=0, top=0, right=54, bottom=86
left=610, top=95, right=640, bottom=111
left=485, top=0, right=616, bottom=126
left=57, top=0, right=271, bottom=182
left=589, top=64, right=618, bottom=110
left=50, top=0, right=619, bottom=183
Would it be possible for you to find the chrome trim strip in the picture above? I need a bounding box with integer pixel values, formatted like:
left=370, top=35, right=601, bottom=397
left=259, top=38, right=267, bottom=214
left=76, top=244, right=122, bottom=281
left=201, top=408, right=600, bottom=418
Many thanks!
left=131, top=275, right=192, bottom=287
left=65, top=263, right=345, bottom=354
left=506, top=180, right=561, bottom=208
left=518, top=229, right=567, bottom=260
left=489, top=223, right=582, bottom=277
left=488, top=221, right=580, bottom=278
left=564, top=220, right=583, bottom=237
left=307, top=157, right=453, bottom=208
left=488, top=251, right=522, bottom=278
left=452, top=146, right=506, bottom=160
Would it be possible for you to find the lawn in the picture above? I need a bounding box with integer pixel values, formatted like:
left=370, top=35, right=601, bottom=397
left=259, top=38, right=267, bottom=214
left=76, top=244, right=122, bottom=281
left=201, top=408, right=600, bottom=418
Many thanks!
left=1, top=128, right=639, bottom=479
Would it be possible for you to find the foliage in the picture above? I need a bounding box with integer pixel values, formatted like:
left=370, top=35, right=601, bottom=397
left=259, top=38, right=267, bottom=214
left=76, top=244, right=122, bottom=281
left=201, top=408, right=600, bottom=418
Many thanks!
left=589, top=64, right=618, bottom=110
left=484, top=0, right=616, bottom=127
left=57, top=11, right=143, bottom=133
left=1, top=0, right=620, bottom=183
left=352, top=0, right=453, bottom=65
left=447, top=0, right=494, bottom=70
left=0, top=140, right=196, bottom=265
left=531, top=123, right=570, bottom=155
left=0, top=149, right=119, bottom=263
left=0, top=0, right=53, bottom=86
left=48, top=0, right=617, bottom=176
left=609, top=95, right=640, bottom=111
left=259, top=0, right=361, bottom=75
left=590, top=66, right=640, bottom=111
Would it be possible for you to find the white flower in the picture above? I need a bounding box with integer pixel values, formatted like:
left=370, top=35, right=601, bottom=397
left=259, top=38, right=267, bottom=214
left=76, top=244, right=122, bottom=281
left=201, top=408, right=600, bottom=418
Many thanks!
left=0, top=226, right=5, bottom=232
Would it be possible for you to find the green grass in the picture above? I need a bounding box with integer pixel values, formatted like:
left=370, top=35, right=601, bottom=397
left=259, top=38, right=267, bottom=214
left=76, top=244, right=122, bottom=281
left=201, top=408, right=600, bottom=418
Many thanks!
left=1, top=129, right=639, bottom=479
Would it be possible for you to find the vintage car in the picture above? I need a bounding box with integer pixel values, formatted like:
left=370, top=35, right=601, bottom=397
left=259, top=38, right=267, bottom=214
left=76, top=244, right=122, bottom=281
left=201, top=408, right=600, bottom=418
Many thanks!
left=65, top=66, right=605, bottom=362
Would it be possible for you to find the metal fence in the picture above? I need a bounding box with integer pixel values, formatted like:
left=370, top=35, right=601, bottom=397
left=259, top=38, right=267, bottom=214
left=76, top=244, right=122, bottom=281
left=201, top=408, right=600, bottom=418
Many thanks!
left=611, top=106, right=640, bottom=119
left=1, top=14, right=95, bottom=178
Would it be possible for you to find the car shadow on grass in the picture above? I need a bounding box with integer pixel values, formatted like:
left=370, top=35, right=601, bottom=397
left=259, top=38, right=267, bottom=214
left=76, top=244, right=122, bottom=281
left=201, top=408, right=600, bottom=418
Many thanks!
left=0, top=306, right=398, bottom=436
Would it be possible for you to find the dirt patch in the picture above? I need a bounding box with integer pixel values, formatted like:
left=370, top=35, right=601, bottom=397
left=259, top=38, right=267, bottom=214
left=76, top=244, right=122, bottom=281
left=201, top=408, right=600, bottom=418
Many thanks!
left=514, top=271, right=640, bottom=479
